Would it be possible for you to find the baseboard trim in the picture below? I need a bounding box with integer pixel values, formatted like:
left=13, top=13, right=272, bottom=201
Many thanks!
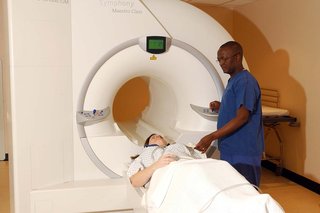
left=262, top=160, right=320, bottom=195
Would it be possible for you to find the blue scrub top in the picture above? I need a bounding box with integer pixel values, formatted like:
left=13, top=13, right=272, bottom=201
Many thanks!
left=218, top=70, right=264, bottom=159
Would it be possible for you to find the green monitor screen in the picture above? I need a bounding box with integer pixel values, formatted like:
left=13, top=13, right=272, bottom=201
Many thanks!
left=147, top=36, right=166, bottom=54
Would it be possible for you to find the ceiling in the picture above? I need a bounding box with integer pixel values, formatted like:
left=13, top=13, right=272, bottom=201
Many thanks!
left=183, top=0, right=257, bottom=8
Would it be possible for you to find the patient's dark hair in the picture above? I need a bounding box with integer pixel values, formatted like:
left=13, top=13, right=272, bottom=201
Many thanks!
left=130, top=133, right=156, bottom=160
left=144, top=133, right=156, bottom=147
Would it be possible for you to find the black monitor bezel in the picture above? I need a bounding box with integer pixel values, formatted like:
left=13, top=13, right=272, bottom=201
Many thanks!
left=146, top=36, right=166, bottom=54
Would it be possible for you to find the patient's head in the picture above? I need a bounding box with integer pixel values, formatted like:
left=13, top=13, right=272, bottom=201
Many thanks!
left=145, top=134, right=168, bottom=148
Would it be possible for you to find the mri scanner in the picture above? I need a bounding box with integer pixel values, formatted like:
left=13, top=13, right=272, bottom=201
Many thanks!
left=76, top=35, right=225, bottom=178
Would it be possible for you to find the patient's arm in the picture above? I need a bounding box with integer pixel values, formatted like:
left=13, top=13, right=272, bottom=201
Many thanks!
left=130, top=153, right=177, bottom=187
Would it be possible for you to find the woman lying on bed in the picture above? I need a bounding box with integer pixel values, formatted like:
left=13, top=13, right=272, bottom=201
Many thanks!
left=127, top=136, right=285, bottom=213
left=127, top=134, right=204, bottom=187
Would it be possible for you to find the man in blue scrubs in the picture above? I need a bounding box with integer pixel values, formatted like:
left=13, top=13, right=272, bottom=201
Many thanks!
left=195, top=41, right=264, bottom=186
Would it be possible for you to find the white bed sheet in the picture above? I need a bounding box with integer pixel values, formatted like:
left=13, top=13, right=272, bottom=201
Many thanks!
left=142, top=159, right=284, bottom=213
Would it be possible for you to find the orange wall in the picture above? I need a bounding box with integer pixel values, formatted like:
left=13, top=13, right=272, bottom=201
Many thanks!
left=193, top=1, right=320, bottom=183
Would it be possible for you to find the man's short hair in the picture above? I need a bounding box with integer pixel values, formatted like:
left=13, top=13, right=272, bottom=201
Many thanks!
left=220, top=41, right=243, bottom=57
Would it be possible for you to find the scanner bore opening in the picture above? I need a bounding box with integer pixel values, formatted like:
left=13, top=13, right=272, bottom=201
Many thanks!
left=112, top=75, right=178, bottom=146
left=113, top=77, right=150, bottom=123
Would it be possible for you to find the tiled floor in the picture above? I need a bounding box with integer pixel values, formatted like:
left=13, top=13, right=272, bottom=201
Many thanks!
left=0, top=161, right=319, bottom=213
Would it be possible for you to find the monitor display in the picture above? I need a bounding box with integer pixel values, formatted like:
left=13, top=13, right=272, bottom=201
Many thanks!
left=147, top=36, right=166, bottom=54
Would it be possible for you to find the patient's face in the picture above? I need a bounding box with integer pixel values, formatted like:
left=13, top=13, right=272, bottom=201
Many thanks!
left=149, top=134, right=168, bottom=148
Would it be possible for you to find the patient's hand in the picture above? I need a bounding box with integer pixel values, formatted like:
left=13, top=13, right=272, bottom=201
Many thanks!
left=130, top=153, right=177, bottom=188
left=153, top=153, right=177, bottom=170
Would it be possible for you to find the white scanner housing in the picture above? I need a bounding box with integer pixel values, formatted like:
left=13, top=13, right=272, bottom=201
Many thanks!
left=76, top=36, right=226, bottom=178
